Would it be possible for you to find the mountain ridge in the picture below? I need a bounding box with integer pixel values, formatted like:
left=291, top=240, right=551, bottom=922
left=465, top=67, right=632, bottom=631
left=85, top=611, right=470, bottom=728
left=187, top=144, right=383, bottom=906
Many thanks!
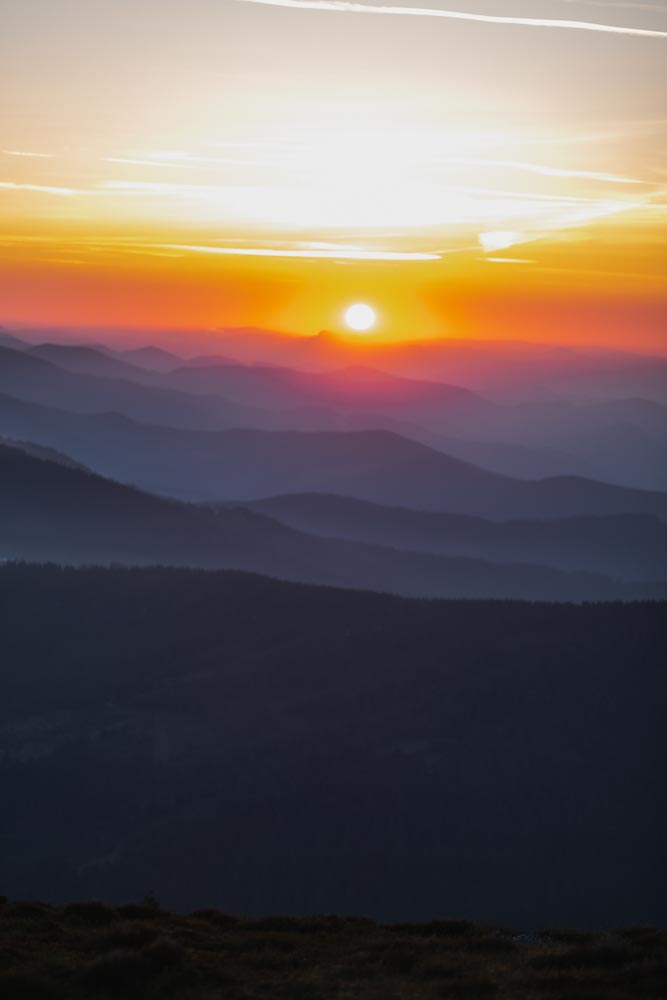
left=2, top=440, right=663, bottom=601
left=1, top=390, right=666, bottom=519
left=246, top=492, right=667, bottom=579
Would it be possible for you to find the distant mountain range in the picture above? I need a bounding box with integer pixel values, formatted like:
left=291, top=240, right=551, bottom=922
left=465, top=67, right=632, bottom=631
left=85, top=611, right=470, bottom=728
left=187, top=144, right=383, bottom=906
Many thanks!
left=4, top=440, right=663, bottom=601
left=2, top=332, right=666, bottom=488
left=0, top=344, right=263, bottom=431
left=7, top=323, right=667, bottom=397
left=191, top=327, right=667, bottom=402
left=247, top=493, right=667, bottom=581
left=1, top=390, right=666, bottom=519
left=26, top=342, right=161, bottom=383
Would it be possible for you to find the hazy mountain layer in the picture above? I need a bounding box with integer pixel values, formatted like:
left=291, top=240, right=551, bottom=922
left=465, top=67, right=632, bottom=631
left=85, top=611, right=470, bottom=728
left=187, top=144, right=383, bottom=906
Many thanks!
left=1, top=392, right=666, bottom=519
left=180, top=328, right=667, bottom=402
left=0, top=344, right=265, bottom=431
left=3, top=333, right=666, bottom=489
left=4, top=441, right=661, bottom=601
left=248, top=493, right=667, bottom=580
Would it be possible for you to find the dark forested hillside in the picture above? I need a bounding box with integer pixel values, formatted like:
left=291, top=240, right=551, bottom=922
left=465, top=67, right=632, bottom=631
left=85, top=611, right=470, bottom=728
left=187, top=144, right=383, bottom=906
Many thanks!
left=1, top=563, right=665, bottom=928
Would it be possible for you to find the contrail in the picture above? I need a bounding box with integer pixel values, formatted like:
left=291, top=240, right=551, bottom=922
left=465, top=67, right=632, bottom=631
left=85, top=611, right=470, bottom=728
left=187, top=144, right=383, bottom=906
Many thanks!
left=232, top=0, right=667, bottom=38
left=559, top=1, right=667, bottom=14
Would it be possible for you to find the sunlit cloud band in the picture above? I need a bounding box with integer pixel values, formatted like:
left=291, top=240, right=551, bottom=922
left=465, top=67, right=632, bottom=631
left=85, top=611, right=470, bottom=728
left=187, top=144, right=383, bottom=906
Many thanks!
left=160, top=243, right=440, bottom=260
left=0, top=181, right=79, bottom=196
left=1, top=149, right=55, bottom=159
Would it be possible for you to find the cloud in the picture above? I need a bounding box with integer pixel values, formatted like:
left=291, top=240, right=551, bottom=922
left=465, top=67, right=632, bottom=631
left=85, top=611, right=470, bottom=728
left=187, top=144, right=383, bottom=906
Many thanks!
left=142, top=150, right=246, bottom=164
left=160, top=243, right=440, bottom=261
left=1, top=149, right=55, bottom=159
left=0, top=232, right=438, bottom=260
left=102, top=180, right=229, bottom=198
left=456, top=158, right=644, bottom=184
left=478, top=230, right=525, bottom=252
left=100, top=177, right=641, bottom=234
left=141, top=150, right=277, bottom=168
left=103, top=152, right=274, bottom=171
left=231, top=0, right=667, bottom=38
left=0, top=181, right=79, bottom=196
left=103, top=157, right=190, bottom=169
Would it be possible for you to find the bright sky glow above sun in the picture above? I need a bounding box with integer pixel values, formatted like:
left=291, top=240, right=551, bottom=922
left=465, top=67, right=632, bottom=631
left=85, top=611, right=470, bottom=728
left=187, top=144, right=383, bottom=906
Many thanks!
left=0, top=0, right=665, bottom=348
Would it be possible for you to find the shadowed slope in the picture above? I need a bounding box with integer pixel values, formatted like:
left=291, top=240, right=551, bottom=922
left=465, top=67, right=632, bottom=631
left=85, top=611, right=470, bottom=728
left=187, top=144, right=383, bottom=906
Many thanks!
left=1, top=392, right=666, bottom=519
left=248, top=493, right=667, bottom=580
left=3, top=441, right=660, bottom=600
left=27, top=343, right=158, bottom=382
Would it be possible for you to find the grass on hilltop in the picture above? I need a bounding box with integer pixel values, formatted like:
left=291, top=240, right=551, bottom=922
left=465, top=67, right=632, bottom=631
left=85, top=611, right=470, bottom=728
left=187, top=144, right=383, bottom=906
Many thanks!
left=0, top=897, right=666, bottom=999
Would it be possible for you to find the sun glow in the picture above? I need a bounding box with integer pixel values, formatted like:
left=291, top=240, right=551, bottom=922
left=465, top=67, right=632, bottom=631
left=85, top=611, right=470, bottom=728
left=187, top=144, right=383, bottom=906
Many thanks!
left=0, top=0, right=664, bottom=348
left=345, top=302, right=376, bottom=332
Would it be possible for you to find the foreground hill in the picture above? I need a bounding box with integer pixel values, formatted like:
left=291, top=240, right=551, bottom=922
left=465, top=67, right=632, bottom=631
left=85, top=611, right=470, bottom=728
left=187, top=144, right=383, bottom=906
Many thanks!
left=1, top=392, right=666, bottom=519
left=1, top=900, right=665, bottom=1000
left=3, top=441, right=658, bottom=600
left=248, top=493, right=667, bottom=580
left=1, top=563, right=664, bottom=927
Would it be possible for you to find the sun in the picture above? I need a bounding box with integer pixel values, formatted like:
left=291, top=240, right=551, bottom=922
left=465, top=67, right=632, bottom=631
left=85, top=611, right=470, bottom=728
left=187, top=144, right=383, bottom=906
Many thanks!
left=345, top=302, right=376, bottom=332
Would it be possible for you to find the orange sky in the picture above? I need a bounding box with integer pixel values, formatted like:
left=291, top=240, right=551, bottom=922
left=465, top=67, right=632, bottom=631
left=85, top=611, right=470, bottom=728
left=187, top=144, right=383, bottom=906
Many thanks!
left=1, top=0, right=666, bottom=351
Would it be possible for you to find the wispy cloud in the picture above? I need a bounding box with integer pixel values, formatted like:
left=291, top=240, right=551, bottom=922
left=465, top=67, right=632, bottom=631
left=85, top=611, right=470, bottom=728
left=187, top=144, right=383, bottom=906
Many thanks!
left=160, top=243, right=440, bottom=261
left=141, top=150, right=277, bottom=168
left=0, top=233, right=439, bottom=261
left=104, top=152, right=275, bottom=173
left=484, top=256, right=536, bottom=264
left=231, top=0, right=667, bottom=38
left=456, top=158, right=644, bottom=184
left=0, top=181, right=80, bottom=196
left=1, top=149, right=55, bottom=159
left=141, top=150, right=258, bottom=165
left=99, top=177, right=641, bottom=234
left=478, top=231, right=525, bottom=253
left=102, top=180, right=229, bottom=197
left=103, top=157, right=190, bottom=169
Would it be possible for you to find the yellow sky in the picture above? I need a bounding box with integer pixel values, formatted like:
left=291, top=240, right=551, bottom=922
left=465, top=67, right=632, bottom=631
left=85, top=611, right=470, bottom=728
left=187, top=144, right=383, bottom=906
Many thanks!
left=1, top=0, right=666, bottom=347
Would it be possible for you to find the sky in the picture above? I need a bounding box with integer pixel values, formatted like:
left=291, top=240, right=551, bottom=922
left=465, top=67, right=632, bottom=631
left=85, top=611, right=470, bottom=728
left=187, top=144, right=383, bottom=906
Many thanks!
left=1, top=0, right=666, bottom=349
